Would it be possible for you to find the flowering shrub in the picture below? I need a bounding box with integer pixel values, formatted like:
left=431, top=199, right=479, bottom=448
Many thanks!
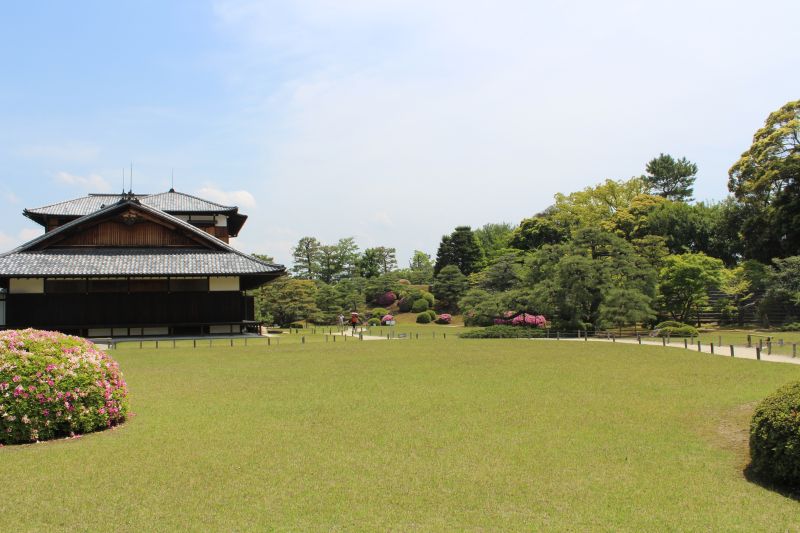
left=0, top=329, right=129, bottom=445
left=436, top=313, right=452, bottom=325
left=375, top=291, right=397, bottom=307
left=493, top=312, right=547, bottom=328
left=381, top=314, right=394, bottom=325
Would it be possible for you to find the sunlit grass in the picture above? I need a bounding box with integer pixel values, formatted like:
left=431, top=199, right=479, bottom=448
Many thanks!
left=2, top=340, right=799, bottom=531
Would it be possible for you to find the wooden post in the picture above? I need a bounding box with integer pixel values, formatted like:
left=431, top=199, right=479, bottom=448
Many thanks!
left=710, top=342, right=714, bottom=354
left=359, top=333, right=363, bottom=341
left=747, top=334, right=752, bottom=348
left=666, top=333, right=670, bottom=345
left=557, top=331, right=560, bottom=340
left=767, top=341, right=772, bottom=355
left=718, top=335, right=722, bottom=347
left=756, top=347, right=761, bottom=360
left=416, top=333, right=419, bottom=340
left=156, top=340, right=159, bottom=349
left=612, top=334, right=615, bottom=343
left=684, top=338, right=688, bottom=349
left=697, top=341, right=701, bottom=352
left=730, top=345, right=734, bottom=357
left=230, top=338, right=233, bottom=347
left=584, top=330, right=588, bottom=342
left=245, top=337, right=248, bottom=346
left=387, top=334, right=389, bottom=340
left=193, top=339, right=196, bottom=349
left=793, top=343, right=797, bottom=358
left=444, top=333, right=447, bottom=340
left=172, top=339, right=176, bottom=349
left=268, top=337, right=271, bottom=346
left=333, top=335, right=336, bottom=343
left=139, top=341, right=142, bottom=349
left=637, top=334, right=641, bottom=345
left=301, top=336, right=305, bottom=344
left=662, top=337, right=666, bottom=347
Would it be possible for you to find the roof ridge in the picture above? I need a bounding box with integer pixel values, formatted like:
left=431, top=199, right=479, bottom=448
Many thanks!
left=23, top=193, right=106, bottom=213
left=146, top=190, right=237, bottom=211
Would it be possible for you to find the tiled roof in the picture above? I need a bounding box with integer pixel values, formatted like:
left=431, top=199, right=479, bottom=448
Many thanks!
left=0, top=248, right=284, bottom=276
left=25, top=191, right=237, bottom=217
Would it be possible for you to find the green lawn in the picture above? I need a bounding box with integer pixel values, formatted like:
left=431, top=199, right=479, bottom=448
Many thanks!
left=2, top=339, right=799, bottom=531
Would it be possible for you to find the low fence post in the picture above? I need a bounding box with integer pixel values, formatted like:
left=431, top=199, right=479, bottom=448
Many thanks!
left=667, top=333, right=670, bottom=345
left=662, top=337, right=666, bottom=347
left=794, top=343, right=797, bottom=358
left=193, top=339, right=196, bottom=349
left=612, top=334, right=615, bottom=343
left=710, top=342, right=714, bottom=355
left=156, top=340, right=159, bottom=349
left=747, top=334, right=751, bottom=347
left=718, top=335, right=722, bottom=347
left=444, top=333, right=447, bottom=340
left=684, top=338, right=688, bottom=349
left=230, top=338, right=233, bottom=347
left=268, top=337, right=271, bottom=346
left=360, top=333, right=363, bottom=341
left=756, top=347, right=761, bottom=360
left=301, top=336, right=305, bottom=344
left=697, top=341, right=701, bottom=352
left=584, top=330, right=588, bottom=342
left=730, top=345, right=734, bottom=357
left=557, top=331, right=561, bottom=340
left=767, top=341, right=772, bottom=355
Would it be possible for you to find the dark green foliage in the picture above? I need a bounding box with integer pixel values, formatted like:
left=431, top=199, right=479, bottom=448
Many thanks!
left=432, top=265, right=469, bottom=312
left=426, top=309, right=437, bottom=321
left=411, top=298, right=429, bottom=313
left=367, top=318, right=381, bottom=326
left=291, top=236, right=322, bottom=279
left=255, top=277, right=320, bottom=326
left=729, top=100, right=800, bottom=261
left=370, top=307, right=389, bottom=318
left=289, top=322, right=304, bottom=329
left=749, top=381, right=800, bottom=487
left=479, top=252, right=524, bottom=292
left=460, top=325, right=546, bottom=339
left=643, top=153, right=698, bottom=201
left=509, top=214, right=566, bottom=251
left=652, top=321, right=698, bottom=337
left=776, top=323, right=800, bottom=332
left=416, top=313, right=431, bottom=324
left=434, top=226, right=486, bottom=275
left=657, top=253, right=724, bottom=323
left=398, top=298, right=412, bottom=312
left=473, top=222, right=515, bottom=261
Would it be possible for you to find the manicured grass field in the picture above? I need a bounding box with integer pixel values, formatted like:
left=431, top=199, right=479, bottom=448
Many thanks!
left=2, top=339, right=799, bottom=531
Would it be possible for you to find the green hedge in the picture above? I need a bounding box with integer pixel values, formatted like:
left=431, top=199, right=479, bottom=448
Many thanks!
left=411, top=298, right=430, bottom=313
left=749, top=381, right=800, bottom=487
left=416, top=313, right=431, bottom=324
left=460, top=326, right=546, bottom=339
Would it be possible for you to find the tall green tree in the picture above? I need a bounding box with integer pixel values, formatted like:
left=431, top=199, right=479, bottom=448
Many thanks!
left=657, top=253, right=724, bottom=324
left=291, top=236, right=321, bottom=279
left=728, top=99, right=800, bottom=261
left=255, top=277, right=319, bottom=326
left=643, top=153, right=698, bottom=201
left=508, top=213, right=566, bottom=250
left=434, top=226, right=485, bottom=275
left=360, top=247, right=396, bottom=277
left=432, top=265, right=468, bottom=312
left=473, top=222, right=515, bottom=261
left=406, top=250, right=434, bottom=284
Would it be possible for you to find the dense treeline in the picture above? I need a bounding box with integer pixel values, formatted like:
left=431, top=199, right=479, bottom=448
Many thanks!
left=255, top=99, right=800, bottom=329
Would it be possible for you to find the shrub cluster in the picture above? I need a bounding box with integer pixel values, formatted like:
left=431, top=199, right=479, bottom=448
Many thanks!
left=652, top=320, right=698, bottom=337
left=411, top=298, right=430, bottom=313
left=370, top=307, right=389, bottom=319
left=776, top=322, right=800, bottom=332
left=749, top=381, right=800, bottom=487
left=367, top=318, right=380, bottom=326
left=0, top=329, right=130, bottom=445
left=494, top=312, right=547, bottom=327
left=375, top=291, right=397, bottom=307
left=381, top=314, right=394, bottom=325
left=436, top=313, right=452, bottom=324
left=460, top=325, right=547, bottom=339
left=416, top=313, right=431, bottom=324
left=399, top=290, right=435, bottom=313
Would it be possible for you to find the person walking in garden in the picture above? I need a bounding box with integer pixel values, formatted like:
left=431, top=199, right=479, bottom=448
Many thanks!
left=349, top=312, right=360, bottom=334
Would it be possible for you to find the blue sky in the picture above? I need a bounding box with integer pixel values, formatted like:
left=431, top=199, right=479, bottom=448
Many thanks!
left=1, top=1, right=798, bottom=266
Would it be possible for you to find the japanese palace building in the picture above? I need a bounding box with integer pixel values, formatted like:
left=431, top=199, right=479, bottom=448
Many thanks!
left=0, top=190, right=285, bottom=337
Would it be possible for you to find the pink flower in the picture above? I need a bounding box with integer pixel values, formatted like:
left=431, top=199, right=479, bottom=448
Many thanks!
left=12, top=375, right=21, bottom=383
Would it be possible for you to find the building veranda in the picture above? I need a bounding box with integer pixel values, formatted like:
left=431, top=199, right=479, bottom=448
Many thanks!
left=0, top=190, right=285, bottom=337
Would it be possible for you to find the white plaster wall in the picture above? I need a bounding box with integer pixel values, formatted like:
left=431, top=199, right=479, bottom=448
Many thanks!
left=209, top=276, right=240, bottom=291
left=10, top=278, right=44, bottom=294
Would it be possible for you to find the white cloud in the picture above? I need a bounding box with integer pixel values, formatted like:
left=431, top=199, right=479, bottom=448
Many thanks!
left=196, top=187, right=257, bottom=208
left=54, top=171, right=111, bottom=192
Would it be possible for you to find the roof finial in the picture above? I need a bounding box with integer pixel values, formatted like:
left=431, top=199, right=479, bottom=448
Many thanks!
left=122, top=167, right=125, bottom=194
left=170, top=168, right=175, bottom=192
left=129, top=162, right=133, bottom=194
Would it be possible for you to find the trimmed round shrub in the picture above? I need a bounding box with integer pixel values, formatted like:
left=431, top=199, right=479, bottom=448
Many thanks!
left=416, top=313, right=431, bottom=324
left=749, top=381, right=800, bottom=486
left=436, top=313, right=452, bottom=325
left=367, top=318, right=380, bottom=326
left=653, top=321, right=698, bottom=338
left=370, top=308, right=389, bottom=319
left=398, top=298, right=412, bottom=313
left=421, top=291, right=435, bottom=307
left=0, top=329, right=129, bottom=445
left=375, top=291, right=397, bottom=307
left=411, top=298, right=430, bottom=313
left=426, top=309, right=437, bottom=321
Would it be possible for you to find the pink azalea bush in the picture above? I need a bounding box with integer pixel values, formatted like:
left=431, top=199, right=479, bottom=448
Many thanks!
left=381, top=314, right=394, bottom=325
left=0, top=329, right=129, bottom=445
left=494, top=312, right=547, bottom=328
left=436, top=313, right=452, bottom=325
left=376, top=291, right=397, bottom=307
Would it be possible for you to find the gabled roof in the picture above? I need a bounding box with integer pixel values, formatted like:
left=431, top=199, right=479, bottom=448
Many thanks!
left=0, top=199, right=285, bottom=282
left=25, top=190, right=237, bottom=216
left=23, top=190, right=248, bottom=236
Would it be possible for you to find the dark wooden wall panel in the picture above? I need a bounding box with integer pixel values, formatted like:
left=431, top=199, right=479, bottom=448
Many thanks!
left=58, top=221, right=198, bottom=247
left=6, top=292, right=248, bottom=328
